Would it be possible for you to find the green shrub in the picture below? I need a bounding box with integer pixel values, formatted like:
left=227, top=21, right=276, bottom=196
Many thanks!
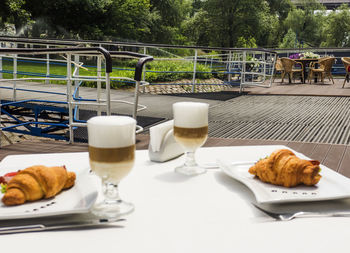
left=145, top=60, right=212, bottom=82
left=0, top=57, right=213, bottom=88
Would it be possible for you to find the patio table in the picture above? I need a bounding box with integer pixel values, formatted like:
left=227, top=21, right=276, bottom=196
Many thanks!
left=1, top=138, right=350, bottom=253
left=296, top=58, right=319, bottom=83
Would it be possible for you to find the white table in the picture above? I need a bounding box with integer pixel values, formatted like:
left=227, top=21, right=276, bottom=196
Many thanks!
left=1, top=145, right=350, bottom=253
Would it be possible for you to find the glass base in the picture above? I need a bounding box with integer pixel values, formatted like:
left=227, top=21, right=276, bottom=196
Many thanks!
left=175, top=164, right=206, bottom=176
left=91, top=199, right=134, bottom=218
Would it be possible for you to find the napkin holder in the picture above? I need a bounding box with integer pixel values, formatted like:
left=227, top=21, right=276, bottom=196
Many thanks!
left=148, top=129, right=184, bottom=162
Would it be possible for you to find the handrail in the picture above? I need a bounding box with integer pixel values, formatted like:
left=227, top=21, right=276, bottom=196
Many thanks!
left=0, top=35, right=277, bottom=54
left=108, top=51, right=154, bottom=81
left=0, top=47, right=113, bottom=73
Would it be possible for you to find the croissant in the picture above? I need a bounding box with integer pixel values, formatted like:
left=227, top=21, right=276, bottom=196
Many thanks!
left=2, top=165, right=76, bottom=206
left=248, top=149, right=321, bottom=187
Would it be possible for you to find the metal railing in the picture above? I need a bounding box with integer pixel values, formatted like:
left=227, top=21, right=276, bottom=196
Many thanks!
left=0, top=36, right=277, bottom=92
left=0, top=46, right=153, bottom=143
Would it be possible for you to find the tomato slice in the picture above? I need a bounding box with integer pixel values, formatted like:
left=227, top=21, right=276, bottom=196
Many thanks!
left=4, top=172, right=18, bottom=177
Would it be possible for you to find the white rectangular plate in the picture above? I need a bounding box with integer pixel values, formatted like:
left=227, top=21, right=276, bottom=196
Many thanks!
left=0, top=152, right=98, bottom=220
left=218, top=155, right=350, bottom=204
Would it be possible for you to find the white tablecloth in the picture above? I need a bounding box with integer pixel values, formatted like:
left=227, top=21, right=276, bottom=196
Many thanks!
left=1, top=145, right=350, bottom=253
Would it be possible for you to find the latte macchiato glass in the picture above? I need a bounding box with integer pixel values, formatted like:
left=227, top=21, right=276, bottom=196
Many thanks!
left=88, top=115, right=136, bottom=218
left=173, top=102, right=209, bottom=175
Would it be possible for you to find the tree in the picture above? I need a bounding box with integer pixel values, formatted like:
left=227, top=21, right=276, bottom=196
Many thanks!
left=199, top=0, right=284, bottom=48
left=0, top=0, right=31, bottom=33
left=23, top=0, right=154, bottom=40
left=266, top=0, right=292, bottom=20
left=279, top=28, right=299, bottom=48
left=182, top=9, right=211, bottom=46
left=321, top=4, right=350, bottom=47
left=148, top=0, right=192, bottom=44
left=282, top=0, right=325, bottom=47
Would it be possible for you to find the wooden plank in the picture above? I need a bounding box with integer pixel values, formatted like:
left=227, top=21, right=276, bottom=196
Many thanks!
left=286, top=141, right=304, bottom=151
left=245, top=139, right=289, bottom=146
left=294, top=142, right=317, bottom=157
left=309, top=143, right=331, bottom=164
left=322, top=144, right=346, bottom=172
left=204, top=138, right=250, bottom=147
left=336, top=146, right=350, bottom=178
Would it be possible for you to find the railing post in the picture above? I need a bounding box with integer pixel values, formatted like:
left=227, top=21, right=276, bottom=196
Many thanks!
left=66, top=53, right=74, bottom=143
left=192, top=49, right=198, bottom=93
left=263, top=52, right=266, bottom=81
left=241, top=50, right=246, bottom=93
left=46, top=45, right=50, bottom=84
left=0, top=42, right=2, bottom=79
left=106, top=71, right=111, bottom=116
left=228, top=51, right=232, bottom=83
left=13, top=42, right=17, bottom=101
left=142, top=47, right=147, bottom=93
left=74, top=54, right=80, bottom=120
left=97, top=54, right=102, bottom=116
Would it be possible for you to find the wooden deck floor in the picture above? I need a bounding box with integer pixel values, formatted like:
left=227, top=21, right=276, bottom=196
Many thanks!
left=2, top=77, right=350, bottom=176
left=239, top=77, right=350, bottom=96
left=1, top=137, right=350, bottom=179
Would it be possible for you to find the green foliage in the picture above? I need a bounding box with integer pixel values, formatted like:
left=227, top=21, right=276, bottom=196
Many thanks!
left=145, top=60, right=212, bottom=82
left=0, top=0, right=349, bottom=49
left=236, top=37, right=257, bottom=48
left=279, top=28, right=299, bottom=48
left=282, top=0, right=326, bottom=47
left=320, top=4, right=350, bottom=47
left=0, top=57, right=212, bottom=87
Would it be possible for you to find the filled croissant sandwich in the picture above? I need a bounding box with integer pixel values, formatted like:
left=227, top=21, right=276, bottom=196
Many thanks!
left=1, top=165, right=76, bottom=206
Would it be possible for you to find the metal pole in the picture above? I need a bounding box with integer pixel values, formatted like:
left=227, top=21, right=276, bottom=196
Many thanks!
left=0, top=42, right=2, bottom=79
left=46, top=45, right=50, bottom=84
left=240, top=50, right=246, bottom=93
left=74, top=54, right=80, bottom=120
left=0, top=104, right=2, bottom=148
left=228, top=51, right=232, bottom=83
left=192, top=49, right=198, bottom=93
left=66, top=53, right=74, bottom=143
left=13, top=42, right=17, bottom=101
left=263, top=52, right=266, bottom=82
left=106, top=72, right=111, bottom=115
left=97, top=55, right=102, bottom=116
left=133, top=81, right=140, bottom=119
left=142, top=47, right=147, bottom=93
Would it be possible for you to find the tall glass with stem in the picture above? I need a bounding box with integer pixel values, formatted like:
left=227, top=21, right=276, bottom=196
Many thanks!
left=173, top=102, right=209, bottom=176
left=88, top=115, right=136, bottom=218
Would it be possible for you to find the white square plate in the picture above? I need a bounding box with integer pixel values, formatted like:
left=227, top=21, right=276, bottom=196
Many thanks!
left=218, top=154, right=350, bottom=204
left=0, top=152, right=98, bottom=220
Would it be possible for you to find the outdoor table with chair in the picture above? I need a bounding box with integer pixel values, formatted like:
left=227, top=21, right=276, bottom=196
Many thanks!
left=296, top=58, right=319, bottom=83
left=278, top=53, right=336, bottom=85
left=342, top=57, right=350, bottom=88
left=308, top=57, right=336, bottom=84
left=280, top=57, right=304, bottom=83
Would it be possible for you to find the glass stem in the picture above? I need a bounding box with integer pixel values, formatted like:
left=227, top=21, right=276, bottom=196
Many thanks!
left=102, top=180, right=121, bottom=204
left=184, top=151, right=197, bottom=167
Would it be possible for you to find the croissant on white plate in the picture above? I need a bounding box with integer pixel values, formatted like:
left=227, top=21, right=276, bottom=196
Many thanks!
left=2, top=165, right=76, bottom=206
left=248, top=149, right=321, bottom=188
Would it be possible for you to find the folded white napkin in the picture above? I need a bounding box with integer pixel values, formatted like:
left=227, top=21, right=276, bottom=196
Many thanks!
left=149, top=120, right=174, bottom=152
left=148, top=120, right=183, bottom=162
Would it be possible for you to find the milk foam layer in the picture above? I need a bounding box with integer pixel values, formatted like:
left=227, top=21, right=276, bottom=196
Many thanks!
left=173, top=102, right=208, bottom=128
left=88, top=116, right=136, bottom=148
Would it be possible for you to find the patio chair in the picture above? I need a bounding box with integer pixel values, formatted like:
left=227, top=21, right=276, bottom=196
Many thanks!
left=280, top=57, right=304, bottom=83
left=308, top=57, right=335, bottom=84
left=342, top=57, right=350, bottom=88
left=272, top=58, right=285, bottom=82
